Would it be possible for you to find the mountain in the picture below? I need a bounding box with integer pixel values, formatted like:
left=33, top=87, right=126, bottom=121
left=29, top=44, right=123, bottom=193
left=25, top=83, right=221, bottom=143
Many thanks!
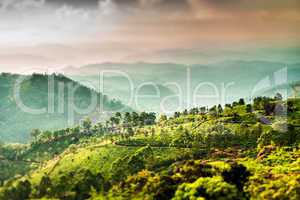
left=0, top=73, right=132, bottom=143
left=63, top=60, right=300, bottom=111
left=69, top=74, right=178, bottom=113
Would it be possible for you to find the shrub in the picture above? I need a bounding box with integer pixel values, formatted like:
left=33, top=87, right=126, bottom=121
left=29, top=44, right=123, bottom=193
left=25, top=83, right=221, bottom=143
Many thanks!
left=221, top=163, right=251, bottom=191
left=173, top=176, right=239, bottom=200
left=246, top=174, right=300, bottom=200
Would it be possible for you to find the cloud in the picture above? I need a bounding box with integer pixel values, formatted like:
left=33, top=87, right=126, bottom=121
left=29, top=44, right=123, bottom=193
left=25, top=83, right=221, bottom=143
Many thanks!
left=55, top=5, right=93, bottom=20
left=46, top=0, right=99, bottom=8
left=0, top=0, right=45, bottom=11
left=188, top=0, right=300, bottom=14
left=0, top=0, right=299, bottom=70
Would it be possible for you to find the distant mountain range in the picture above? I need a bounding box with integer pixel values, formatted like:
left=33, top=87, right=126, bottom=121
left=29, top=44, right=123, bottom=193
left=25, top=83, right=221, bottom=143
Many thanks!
left=63, top=60, right=300, bottom=111
left=0, top=73, right=132, bottom=143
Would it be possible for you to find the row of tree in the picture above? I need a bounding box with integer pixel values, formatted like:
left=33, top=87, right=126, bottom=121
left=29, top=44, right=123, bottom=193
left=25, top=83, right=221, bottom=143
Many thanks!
left=30, top=93, right=298, bottom=144
left=30, top=111, right=157, bottom=143
left=170, top=93, right=293, bottom=119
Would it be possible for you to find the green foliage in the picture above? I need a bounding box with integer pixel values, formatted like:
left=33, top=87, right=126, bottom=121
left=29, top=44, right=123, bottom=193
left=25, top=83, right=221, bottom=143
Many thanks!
left=30, top=129, right=41, bottom=140
left=246, top=173, right=300, bottom=200
left=221, top=163, right=251, bottom=191
left=258, top=124, right=300, bottom=148
left=170, top=127, right=194, bottom=148
left=110, top=146, right=153, bottom=182
left=82, top=118, right=92, bottom=133
left=0, top=179, right=31, bottom=200
left=173, top=176, right=239, bottom=200
left=35, top=175, right=52, bottom=198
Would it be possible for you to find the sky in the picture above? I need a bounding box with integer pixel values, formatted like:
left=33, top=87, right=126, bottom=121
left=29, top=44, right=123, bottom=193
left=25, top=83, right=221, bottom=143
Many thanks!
left=0, top=0, right=300, bottom=72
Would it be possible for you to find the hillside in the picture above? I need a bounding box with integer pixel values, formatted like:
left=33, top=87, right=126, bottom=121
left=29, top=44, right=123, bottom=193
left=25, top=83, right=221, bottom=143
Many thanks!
left=72, top=74, right=178, bottom=112
left=0, top=96, right=299, bottom=199
left=0, top=73, right=132, bottom=143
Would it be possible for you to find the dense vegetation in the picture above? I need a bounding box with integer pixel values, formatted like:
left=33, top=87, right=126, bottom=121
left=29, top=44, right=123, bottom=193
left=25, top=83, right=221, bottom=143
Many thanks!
left=0, top=95, right=299, bottom=200
left=0, top=73, right=131, bottom=143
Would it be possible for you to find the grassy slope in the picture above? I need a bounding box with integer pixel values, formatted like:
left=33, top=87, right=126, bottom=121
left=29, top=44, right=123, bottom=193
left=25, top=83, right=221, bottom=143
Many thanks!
left=28, top=142, right=196, bottom=185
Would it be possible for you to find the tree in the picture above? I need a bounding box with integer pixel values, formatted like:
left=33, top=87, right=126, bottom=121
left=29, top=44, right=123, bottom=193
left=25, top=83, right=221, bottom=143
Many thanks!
left=110, top=116, right=120, bottom=127
left=73, top=169, right=104, bottom=200
left=232, top=112, right=240, bottom=122
left=124, top=112, right=132, bottom=124
left=95, top=123, right=104, bottom=135
left=225, top=104, right=232, bottom=109
left=131, top=112, right=140, bottom=126
left=127, top=146, right=153, bottom=174
left=222, top=163, right=250, bottom=191
left=53, top=131, right=60, bottom=139
left=159, top=114, right=167, bottom=123
left=246, top=104, right=252, bottom=113
left=15, top=180, right=31, bottom=200
left=189, top=108, right=199, bottom=115
left=209, top=106, right=217, bottom=116
left=82, top=118, right=92, bottom=133
left=232, top=101, right=239, bottom=107
left=125, top=126, right=134, bottom=138
left=183, top=109, right=188, bottom=115
left=173, top=176, right=239, bottom=200
left=72, top=126, right=80, bottom=135
left=145, top=112, right=156, bottom=125
left=115, top=112, right=122, bottom=119
left=264, top=102, right=275, bottom=115
left=114, top=112, right=122, bottom=126
left=200, top=107, right=207, bottom=114
left=274, top=93, right=283, bottom=101
left=42, top=131, right=52, bottom=141
left=2, top=180, right=32, bottom=200
left=287, top=100, right=298, bottom=113
left=171, top=128, right=193, bottom=148
left=238, top=98, right=245, bottom=105
left=174, top=112, right=181, bottom=118
left=30, top=129, right=41, bottom=140
left=217, top=104, right=223, bottom=114
left=36, top=175, right=52, bottom=197
left=253, top=96, right=272, bottom=111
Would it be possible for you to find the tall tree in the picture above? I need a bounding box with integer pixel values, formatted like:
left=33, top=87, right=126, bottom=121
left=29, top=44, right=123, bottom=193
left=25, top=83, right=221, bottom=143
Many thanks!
left=217, top=104, right=223, bottom=114
left=82, top=118, right=92, bottom=133
left=246, top=104, right=252, bottom=113
left=238, top=98, right=245, bottom=105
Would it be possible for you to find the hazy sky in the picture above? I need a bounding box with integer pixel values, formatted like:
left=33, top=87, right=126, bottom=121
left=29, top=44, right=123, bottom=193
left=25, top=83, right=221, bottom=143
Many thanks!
left=0, top=0, right=299, bottom=72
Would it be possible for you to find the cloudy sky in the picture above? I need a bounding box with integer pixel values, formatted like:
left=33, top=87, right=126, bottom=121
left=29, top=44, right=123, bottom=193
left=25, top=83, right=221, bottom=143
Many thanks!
left=0, top=0, right=299, bottom=72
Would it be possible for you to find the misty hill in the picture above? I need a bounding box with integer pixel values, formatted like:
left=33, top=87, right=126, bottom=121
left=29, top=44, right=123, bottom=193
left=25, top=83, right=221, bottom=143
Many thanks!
left=63, top=60, right=300, bottom=82
left=64, top=60, right=300, bottom=111
left=0, top=73, right=132, bottom=143
left=67, top=73, right=178, bottom=112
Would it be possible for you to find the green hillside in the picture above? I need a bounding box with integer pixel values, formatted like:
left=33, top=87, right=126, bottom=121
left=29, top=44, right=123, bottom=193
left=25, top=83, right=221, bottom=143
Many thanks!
left=0, top=73, right=132, bottom=143
left=0, top=96, right=299, bottom=199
